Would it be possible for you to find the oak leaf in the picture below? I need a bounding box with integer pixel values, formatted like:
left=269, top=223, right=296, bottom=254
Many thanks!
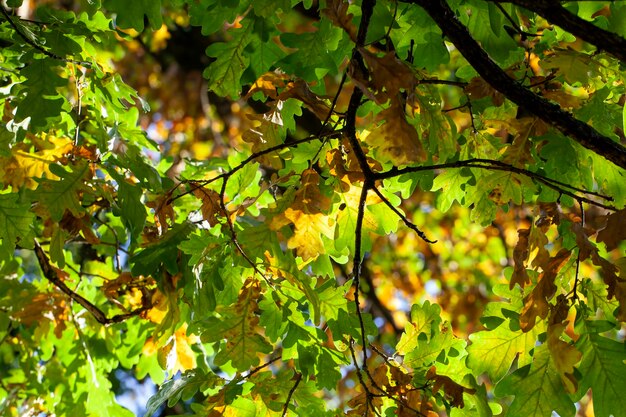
left=0, top=134, right=73, bottom=189
left=359, top=49, right=417, bottom=100
left=510, top=228, right=530, bottom=289
left=322, top=0, right=357, bottom=42
left=426, top=366, right=475, bottom=408
left=597, top=208, right=626, bottom=251
left=191, top=184, right=224, bottom=226
left=283, top=208, right=335, bottom=261
left=547, top=319, right=581, bottom=393
left=367, top=99, right=425, bottom=166
left=520, top=248, right=571, bottom=332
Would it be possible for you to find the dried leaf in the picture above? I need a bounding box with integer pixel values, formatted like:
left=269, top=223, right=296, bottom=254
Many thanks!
left=277, top=79, right=330, bottom=121
left=465, top=76, right=504, bottom=106
left=426, top=366, right=475, bottom=408
left=146, top=193, right=176, bottom=234
left=597, top=209, right=626, bottom=251
left=244, top=71, right=290, bottom=100
left=367, top=99, right=425, bottom=165
left=520, top=248, right=571, bottom=332
left=322, top=0, right=357, bottom=42
left=511, top=228, right=531, bottom=289
left=14, top=292, right=69, bottom=338
left=191, top=184, right=223, bottom=226
left=242, top=107, right=284, bottom=169
left=359, top=48, right=417, bottom=99
left=547, top=300, right=581, bottom=393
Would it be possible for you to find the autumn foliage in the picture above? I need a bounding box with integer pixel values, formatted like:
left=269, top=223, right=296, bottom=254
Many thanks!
left=1, top=1, right=626, bottom=416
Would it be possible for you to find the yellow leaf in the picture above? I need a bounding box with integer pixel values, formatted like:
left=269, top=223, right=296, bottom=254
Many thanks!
left=283, top=208, right=334, bottom=261
left=174, top=326, right=198, bottom=372
left=242, top=108, right=283, bottom=169
left=0, top=134, right=73, bottom=189
left=547, top=319, right=582, bottom=393
left=245, top=71, right=289, bottom=100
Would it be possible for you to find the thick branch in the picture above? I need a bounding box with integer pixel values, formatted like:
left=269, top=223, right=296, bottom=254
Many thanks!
left=404, top=0, right=626, bottom=170
left=491, top=0, right=626, bottom=63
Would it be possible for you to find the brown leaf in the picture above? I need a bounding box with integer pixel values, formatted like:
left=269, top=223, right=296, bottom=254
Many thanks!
left=277, top=79, right=331, bottom=121
left=426, top=366, right=475, bottom=408
left=322, top=0, right=357, bottom=42
left=569, top=219, right=626, bottom=321
left=291, top=169, right=332, bottom=214
left=191, top=183, right=224, bottom=226
left=367, top=98, right=425, bottom=165
left=510, top=228, right=531, bottom=289
left=520, top=248, right=571, bottom=332
left=465, top=76, right=504, bottom=106
left=542, top=90, right=582, bottom=109
left=242, top=107, right=284, bottom=169
left=547, top=298, right=582, bottom=393
left=597, top=209, right=626, bottom=251
left=502, top=118, right=538, bottom=167
left=14, top=292, right=69, bottom=338
left=146, top=193, right=175, bottom=234
left=359, top=49, right=417, bottom=99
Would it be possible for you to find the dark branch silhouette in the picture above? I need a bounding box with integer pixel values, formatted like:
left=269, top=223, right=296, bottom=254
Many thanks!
left=401, top=0, right=626, bottom=170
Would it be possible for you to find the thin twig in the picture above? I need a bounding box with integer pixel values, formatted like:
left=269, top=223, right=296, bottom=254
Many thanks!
left=218, top=177, right=275, bottom=288
left=281, top=373, right=302, bottom=417
left=572, top=199, right=584, bottom=301
left=0, top=7, right=92, bottom=67
left=236, top=355, right=281, bottom=382
left=373, top=158, right=616, bottom=211
left=371, top=185, right=435, bottom=243
left=170, top=132, right=342, bottom=203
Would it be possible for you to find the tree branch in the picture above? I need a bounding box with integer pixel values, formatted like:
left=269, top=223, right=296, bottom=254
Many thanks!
left=491, top=0, right=626, bottom=63
left=373, top=158, right=617, bottom=211
left=371, top=185, right=436, bottom=243
left=33, top=240, right=151, bottom=325
left=402, top=0, right=626, bottom=170
left=0, top=7, right=92, bottom=68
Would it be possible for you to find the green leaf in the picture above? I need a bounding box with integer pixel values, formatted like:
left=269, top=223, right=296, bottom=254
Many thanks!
left=279, top=19, right=349, bottom=82
left=494, top=344, right=575, bottom=417
left=467, top=319, right=544, bottom=383
left=103, top=0, right=163, bottom=31
left=130, top=222, right=195, bottom=276
left=13, top=59, right=68, bottom=131
left=203, top=20, right=254, bottom=99
left=34, top=162, right=91, bottom=222
left=0, top=192, right=35, bottom=254
left=574, top=319, right=626, bottom=417
left=432, top=169, right=473, bottom=212
left=145, top=370, right=221, bottom=417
